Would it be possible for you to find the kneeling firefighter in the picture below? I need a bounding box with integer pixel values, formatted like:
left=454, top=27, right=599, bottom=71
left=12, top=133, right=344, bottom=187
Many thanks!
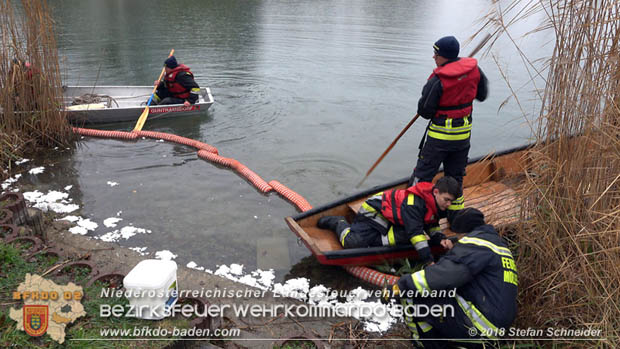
left=385, top=208, right=518, bottom=348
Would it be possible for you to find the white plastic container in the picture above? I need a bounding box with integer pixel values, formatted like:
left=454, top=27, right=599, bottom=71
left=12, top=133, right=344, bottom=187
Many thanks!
left=123, top=259, right=178, bottom=320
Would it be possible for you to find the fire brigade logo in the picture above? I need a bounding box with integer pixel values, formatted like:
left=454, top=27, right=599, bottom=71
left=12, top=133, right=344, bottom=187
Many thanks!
left=23, top=305, right=49, bottom=336
left=10, top=274, right=85, bottom=343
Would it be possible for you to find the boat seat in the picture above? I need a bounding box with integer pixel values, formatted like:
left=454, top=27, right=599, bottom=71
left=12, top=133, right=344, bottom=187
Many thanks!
left=66, top=103, right=106, bottom=110
left=460, top=181, right=520, bottom=227
left=346, top=198, right=365, bottom=215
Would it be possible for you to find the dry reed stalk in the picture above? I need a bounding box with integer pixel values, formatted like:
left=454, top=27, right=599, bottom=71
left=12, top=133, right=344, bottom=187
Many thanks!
left=481, top=0, right=620, bottom=347
left=0, top=0, right=74, bottom=177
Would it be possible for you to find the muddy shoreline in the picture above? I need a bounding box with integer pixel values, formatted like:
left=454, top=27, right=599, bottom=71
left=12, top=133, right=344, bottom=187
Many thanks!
left=4, top=201, right=410, bottom=348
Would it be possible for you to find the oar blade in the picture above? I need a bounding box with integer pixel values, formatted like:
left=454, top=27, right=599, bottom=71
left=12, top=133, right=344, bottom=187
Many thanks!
left=133, top=106, right=149, bottom=132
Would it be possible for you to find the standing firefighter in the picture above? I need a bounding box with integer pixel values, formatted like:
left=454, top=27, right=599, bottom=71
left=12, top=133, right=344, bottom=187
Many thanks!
left=386, top=208, right=518, bottom=348
left=410, top=36, right=489, bottom=219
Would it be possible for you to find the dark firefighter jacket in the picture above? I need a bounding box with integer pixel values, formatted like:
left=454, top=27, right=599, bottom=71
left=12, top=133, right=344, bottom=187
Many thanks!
left=158, top=64, right=200, bottom=103
left=397, top=224, right=518, bottom=337
left=362, top=184, right=448, bottom=264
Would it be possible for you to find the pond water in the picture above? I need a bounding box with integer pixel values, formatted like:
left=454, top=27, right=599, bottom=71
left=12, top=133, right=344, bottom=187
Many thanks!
left=15, top=0, right=551, bottom=281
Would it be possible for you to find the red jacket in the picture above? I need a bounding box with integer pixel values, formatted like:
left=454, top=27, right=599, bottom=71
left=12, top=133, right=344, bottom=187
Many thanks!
left=430, top=57, right=480, bottom=119
left=380, top=182, right=438, bottom=226
left=164, top=64, right=193, bottom=99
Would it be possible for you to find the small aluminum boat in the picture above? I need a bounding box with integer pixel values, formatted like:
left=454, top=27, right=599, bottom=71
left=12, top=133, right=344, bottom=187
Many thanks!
left=63, top=85, right=214, bottom=125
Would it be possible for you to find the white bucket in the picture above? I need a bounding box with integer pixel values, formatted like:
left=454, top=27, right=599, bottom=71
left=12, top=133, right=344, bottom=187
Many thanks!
left=123, top=259, right=178, bottom=320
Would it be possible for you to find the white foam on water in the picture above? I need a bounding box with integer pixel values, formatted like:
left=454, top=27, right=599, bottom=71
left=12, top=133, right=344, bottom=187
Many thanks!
left=77, top=218, right=98, bottom=230
left=57, top=215, right=80, bottom=223
left=187, top=261, right=205, bottom=271
left=207, top=264, right=398, bottom=332
left=28, top=166, right=45, bottom=175
left=106, top=181, right=119, bottom=187
left=15, top=158, right=30, bottom=165
left=66, top=217, right=98, bottom=236
left=23, top=190, right=79, bottom=213
left=2, top=174, right=22, bottom=190
left=103, top=217, right=123, bottom=228
left=99, top=230, right=120, bottom=242
left=155, top=250, right=177, bottom=260
left=272, top=277, right=310, bottom=301
left=97, top=225, right=151, bottom=242
left=69, top=226, right=88, bottom=235
left=129, top=247, right=148, bottom=256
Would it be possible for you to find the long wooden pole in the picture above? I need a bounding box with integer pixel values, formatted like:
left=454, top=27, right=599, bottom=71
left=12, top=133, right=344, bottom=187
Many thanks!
left=133, top=49, right=175, bottom=132
left=356, top=34, right=491, bottom=188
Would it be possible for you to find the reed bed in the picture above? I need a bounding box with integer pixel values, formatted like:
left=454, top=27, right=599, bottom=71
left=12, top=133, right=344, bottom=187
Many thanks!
left=482, top=0, right=620, bottom=347
left=0, top=0, right=74, bottom=177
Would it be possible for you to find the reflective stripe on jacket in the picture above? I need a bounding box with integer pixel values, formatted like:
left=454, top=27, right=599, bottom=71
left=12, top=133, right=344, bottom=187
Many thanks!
left=397, top=224, right=518, bottom=338
left=380, top=182, right=438, bottom=227
left=427, top=57, right=480, bottom=141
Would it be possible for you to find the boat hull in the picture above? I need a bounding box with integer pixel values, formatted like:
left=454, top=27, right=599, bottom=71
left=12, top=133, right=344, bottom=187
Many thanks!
left=63, top=86, right=214, bottom=125
left=285, top=144, right=530, bottom=266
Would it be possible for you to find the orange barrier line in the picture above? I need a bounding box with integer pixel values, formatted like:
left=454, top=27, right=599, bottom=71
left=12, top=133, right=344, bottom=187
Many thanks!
left=73, top=127, right=138, bottom=140
left=344, top=265, right=399, bottom=286
left=197, top=150, right=234, bottom=167
left=73, top=126, right=397, bottom=288
left=137, top=130, right=219, bottom=154
left=235, top=164, right=273, bottom=193
left=268, top=180, right=312, bottom=212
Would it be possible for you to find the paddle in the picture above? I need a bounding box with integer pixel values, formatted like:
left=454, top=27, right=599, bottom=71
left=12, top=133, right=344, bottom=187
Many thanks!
left=356, top=34, right=491, bottom=188
left=133, top=49, right=175, bottom=132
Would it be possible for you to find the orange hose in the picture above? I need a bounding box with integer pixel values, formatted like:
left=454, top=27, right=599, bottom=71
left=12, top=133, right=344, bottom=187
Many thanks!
left=268, top=180, right=313, bottom=212
left=344, top=266, right=399, bottom=286
left=197, top=150, right=234, bottom=167
left=234, top=164, right=272, bottom=193
left=193, top=141, right=219, bottom=154
left=73, top=127, right=138, bottom=140
left=136, top=130, right=219, bottom=154
left=73, top=126, right=401, bottom=288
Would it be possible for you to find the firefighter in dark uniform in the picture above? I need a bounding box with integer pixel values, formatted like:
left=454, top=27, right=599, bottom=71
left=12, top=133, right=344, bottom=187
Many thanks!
left=317, top=176, right=461, bottom=266
left=152, top=55, right=200, bottom=106
left=409, top=36, right=489, bottom=220
left=389, top=208, right=518, bottom=348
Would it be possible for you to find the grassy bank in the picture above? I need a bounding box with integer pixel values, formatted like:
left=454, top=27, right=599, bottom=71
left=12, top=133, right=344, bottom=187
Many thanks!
left=0, top=0, right=75, bottom=178
left=0, top=241, right=189, bottom=348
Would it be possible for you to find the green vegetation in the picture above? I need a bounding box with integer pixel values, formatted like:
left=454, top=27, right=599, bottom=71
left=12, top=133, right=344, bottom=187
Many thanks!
left=276, top=340, right=317, bottom=349
left=0, top=242, right=194, bottom=348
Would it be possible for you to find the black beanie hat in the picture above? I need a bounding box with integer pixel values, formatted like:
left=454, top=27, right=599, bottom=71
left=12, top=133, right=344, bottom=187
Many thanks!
left=164, top=56, right=178, bottom=69
left=433, top=36, right=460, bottom=59
left=451, top=208, right=485, bottom=234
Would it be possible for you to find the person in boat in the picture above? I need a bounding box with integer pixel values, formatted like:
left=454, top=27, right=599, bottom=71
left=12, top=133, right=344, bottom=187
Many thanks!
left=151, top=55, right=200, bottom=106
left=409, top=36, right=489, bottom=221
left=388, top=208, right=518, bottom=348
left=317, top=176, right=461, bottom=266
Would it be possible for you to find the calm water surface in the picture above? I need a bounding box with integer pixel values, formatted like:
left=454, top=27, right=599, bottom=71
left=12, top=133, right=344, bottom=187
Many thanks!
left=20, top=0, right=550, bottom=280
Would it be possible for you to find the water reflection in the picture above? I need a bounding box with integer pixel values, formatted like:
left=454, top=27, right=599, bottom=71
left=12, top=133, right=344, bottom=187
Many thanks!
left=32, top=0, right=552, bottom=281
